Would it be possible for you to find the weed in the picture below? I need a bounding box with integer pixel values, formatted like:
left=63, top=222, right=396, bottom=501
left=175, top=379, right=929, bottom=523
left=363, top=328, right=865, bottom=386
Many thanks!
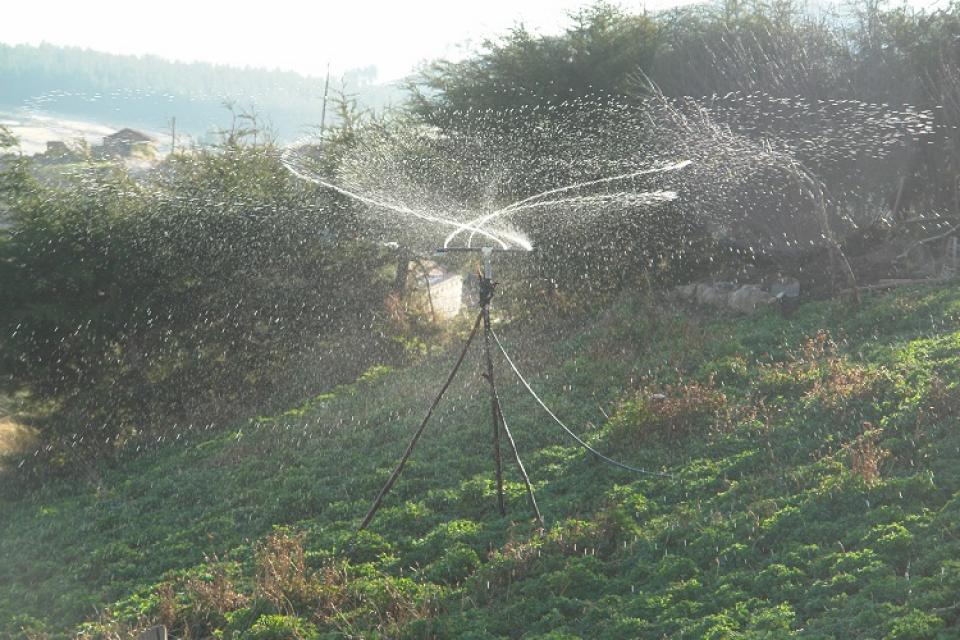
left=609, top=378, right=729, bottom=446
left=848, top=424, right=889, bottom=486
left=255, top=531, right=319, bottom=616
left=920, top=376, right=960, bottom=423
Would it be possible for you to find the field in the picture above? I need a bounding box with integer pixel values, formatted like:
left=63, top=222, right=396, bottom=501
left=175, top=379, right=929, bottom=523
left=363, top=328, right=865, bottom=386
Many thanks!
left=3, top=282, right=960, bottom=638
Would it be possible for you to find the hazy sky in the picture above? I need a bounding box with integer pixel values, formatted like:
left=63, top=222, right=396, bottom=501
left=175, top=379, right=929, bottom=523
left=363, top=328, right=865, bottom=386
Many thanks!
left=1, top=0, right=702, bottom=82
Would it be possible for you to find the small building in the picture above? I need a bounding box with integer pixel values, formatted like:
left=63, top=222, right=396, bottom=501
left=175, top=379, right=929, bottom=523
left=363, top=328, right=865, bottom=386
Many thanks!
left=97, top=128, right=155, bottom=158
left=425, top=272, right=464, bottom=319
left=413, top=262, right=464, bottom=320
left=36, top=140, right=84, bottom=164
left=45, top=140, right=72, bottom=157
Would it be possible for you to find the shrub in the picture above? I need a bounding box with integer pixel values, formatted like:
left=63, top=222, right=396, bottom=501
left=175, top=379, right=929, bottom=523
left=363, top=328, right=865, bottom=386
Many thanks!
left=848, top=426, right=889, bottom=487
left=0, top=140, right=398, bottom=463
left=886, top=609, right=944, bottom=640
left=255, top=531, right=320, bottom=615
left=424, top=543, right=481, bottom=585
left=240, top=614, right=318, bottom=640
left=609, top=379, right=728, bottom=446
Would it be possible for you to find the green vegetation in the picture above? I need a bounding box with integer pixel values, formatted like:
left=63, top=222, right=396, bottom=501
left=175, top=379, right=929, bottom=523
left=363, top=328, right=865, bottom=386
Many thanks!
left=0, top=124, right=414, bottom=467
left=3, top=282, right=960, bottom=637
left=404, top=0, right=960, bottom=302
left=414, top=0, right=960, bottom=213
left=5, top=1, right=960, bottom=637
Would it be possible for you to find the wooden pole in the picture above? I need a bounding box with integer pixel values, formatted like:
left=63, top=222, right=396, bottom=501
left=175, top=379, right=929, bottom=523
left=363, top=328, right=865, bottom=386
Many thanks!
left=319, top=62, right=331, bottom=140
left=495, top=394, right=544, bottom=529
left=358, top=312, right=482, bottom=532
left=423, top=271, right=437, bottom=322
left=479, top=249, right=506, bottom=516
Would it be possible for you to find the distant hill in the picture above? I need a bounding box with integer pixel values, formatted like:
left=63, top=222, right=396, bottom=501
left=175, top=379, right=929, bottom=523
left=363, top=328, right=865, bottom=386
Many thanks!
left=0, top=42, right=407, bottom=142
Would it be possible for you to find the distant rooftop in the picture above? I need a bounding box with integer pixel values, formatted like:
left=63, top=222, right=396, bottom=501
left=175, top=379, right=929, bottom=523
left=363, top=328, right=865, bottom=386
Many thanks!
left=104, top=128, right=153, bottom=143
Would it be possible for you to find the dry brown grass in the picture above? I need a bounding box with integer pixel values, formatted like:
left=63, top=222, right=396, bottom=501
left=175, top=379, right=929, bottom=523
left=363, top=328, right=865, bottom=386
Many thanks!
left=184, top=562, right=248, bottom=623
left=610, top=378, right=730, bottom=448
left=255, top=530, right=321, bottom=615
left=808, top=355, right=883, bottom=411
left=848, top=424, right=889, bottom=486
left=757, top=330, right=892, bottom=421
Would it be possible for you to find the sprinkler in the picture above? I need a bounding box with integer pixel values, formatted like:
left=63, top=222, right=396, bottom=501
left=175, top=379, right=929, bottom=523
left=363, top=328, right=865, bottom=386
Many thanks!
left=358, top=245, right=543, bottom=530
left=357, top=245, right=668, bottom=534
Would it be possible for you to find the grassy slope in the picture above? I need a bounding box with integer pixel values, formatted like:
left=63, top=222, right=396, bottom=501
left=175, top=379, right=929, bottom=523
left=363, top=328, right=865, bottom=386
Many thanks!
left=3, top=283, right=960, bottom=638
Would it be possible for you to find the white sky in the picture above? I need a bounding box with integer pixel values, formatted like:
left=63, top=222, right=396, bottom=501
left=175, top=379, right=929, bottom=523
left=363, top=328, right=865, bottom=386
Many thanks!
left=2, top=0, right=949, bottom=83
left=1, top=0, right=702, bottom=82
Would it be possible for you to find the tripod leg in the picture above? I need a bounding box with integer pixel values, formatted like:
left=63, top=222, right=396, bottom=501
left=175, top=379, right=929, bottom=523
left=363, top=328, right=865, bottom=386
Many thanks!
left=358, top=312, right=483, bottom=532
left=482, top=306, right=507, bottom=516
left=495, top=395, right=545, bottom=530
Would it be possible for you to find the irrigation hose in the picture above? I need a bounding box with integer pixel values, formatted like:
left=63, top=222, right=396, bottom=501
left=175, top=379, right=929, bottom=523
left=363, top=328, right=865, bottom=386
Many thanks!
left=490, top=328, right=674, bottom=479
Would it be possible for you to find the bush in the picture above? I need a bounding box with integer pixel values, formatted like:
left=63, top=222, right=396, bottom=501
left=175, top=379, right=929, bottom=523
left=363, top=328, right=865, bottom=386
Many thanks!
left=241, top=615, right=318, bottom=640
left=424, top=543, right=481, bottom=585
left=0, top=137, right=398, bottom=463
left=609, top=379, right=728, bottom=446
left=886, top=610, right=944, bottom=640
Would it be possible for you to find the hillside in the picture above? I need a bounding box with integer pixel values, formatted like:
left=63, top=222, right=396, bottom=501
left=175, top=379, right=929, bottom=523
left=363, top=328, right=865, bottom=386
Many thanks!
left=3, top=282, right=960, bottom=638
left=0, top=43, right=404, bottom=143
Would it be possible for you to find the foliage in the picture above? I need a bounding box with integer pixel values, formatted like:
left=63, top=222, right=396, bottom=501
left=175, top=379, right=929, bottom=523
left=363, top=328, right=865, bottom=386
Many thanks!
left=0, top=127, right=402, bottom=464
left=240, top=615, right=319, bottom=640
left=3, top=282, right=960, bottom=637
left=0, top=124, right=18, bottom=150
left=409, top=3, right=660, bottom=116
left=410, top=0, right=960, bottom=302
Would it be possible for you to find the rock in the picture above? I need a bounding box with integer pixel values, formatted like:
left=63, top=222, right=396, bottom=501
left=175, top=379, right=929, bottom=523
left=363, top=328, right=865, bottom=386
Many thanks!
left=727, top=285, right=774, bottom=313
left=138, top=627, right=167, bottom=640
left=673, top=279, right=792, bottom=314
left=695, top=284, right=730, bottom=308
left=673, top=283, right=699, bottom=300
left=769, top=277, right=800, bottom=299
left=713, top=281, right=737, bottom=292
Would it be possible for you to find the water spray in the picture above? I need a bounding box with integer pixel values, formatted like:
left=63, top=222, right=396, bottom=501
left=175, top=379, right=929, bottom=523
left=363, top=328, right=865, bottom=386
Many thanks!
left=357, top=245, right=666, bottom=532
left=281, top=91, right=933, bottom=532
left=358, top=245, right=538, bottom=529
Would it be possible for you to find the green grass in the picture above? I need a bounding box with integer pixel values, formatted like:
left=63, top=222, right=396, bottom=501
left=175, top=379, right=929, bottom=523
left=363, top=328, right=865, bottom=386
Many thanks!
left=4, top=282, right=960, bottom=638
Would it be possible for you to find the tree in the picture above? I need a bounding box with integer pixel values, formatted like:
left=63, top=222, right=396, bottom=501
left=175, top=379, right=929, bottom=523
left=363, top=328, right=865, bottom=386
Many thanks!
left=0, top=123, right=398, bottom=464
left=409, top=3, right=660, bottom=119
